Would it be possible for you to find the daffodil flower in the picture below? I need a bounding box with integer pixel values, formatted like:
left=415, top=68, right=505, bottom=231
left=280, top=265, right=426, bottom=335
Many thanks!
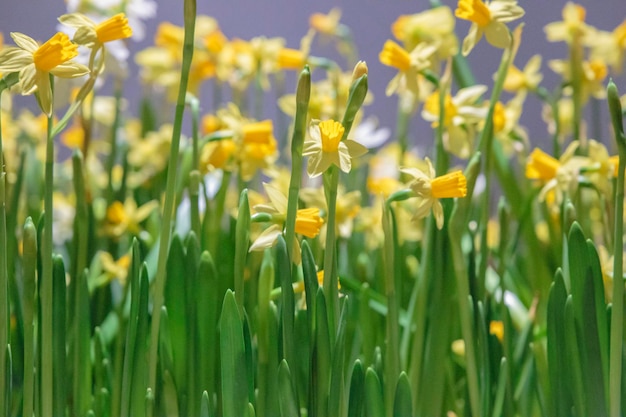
left=249, top=183, right=324, bottom=264
left=525, top=142, right=586, bottom=204
left=400, top=158, right=468, bottom=229
left=378, top=39, right=436, bottom=96
left=421, top=85, right=488, bottom=159
left=0, top=32, right=89, bottom=116
left=58, top=13, right=133, bottom=49
left=303, top=119, right=368, bottom=178
left=455, top=0, right=525, bottom=56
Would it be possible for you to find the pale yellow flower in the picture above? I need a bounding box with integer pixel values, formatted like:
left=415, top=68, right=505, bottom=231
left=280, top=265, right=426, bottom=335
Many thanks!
left=309, top=8, right=342, bottom=36
left=391, top=6, right=458, bottom=60
left=548, top=58, right=608, bottom=102
left=421, top=85, right=488, bottom=159
left=502, top=54, right=542, bottom=92
left=455, top=0, right=525, bottom=56
left=379, top=39, right=436, bottom=97
left=98, top=251, right=131, bottom=287
left=525, top=142, right=587, bottom=204
left=303, top=119, right=368, bottom=178
left=58, top=13, right=132, bottom=48
left=400, top=158, right=468, bottom=229
left=588, top=19, right=626, bottom=73
left=544, top=2, right=594, bottom=44
left=0, top=32, right=89, bottom=116
left=249, top=183, right=324, bottom=262
left=300, top=186, right=361, bottom=240
left=103, top=198, right=159, bottom=239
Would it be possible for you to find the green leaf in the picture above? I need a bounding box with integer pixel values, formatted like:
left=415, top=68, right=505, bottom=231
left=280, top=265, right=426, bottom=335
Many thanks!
left=315, top=288, right=331, bottom=417
left=565, top=295, right=586, bottom=417
left=547, top=270, right=570, bottom=417
left=52, top=255, right=67, bottom=417
left=278, top=360, right=300, bottom=417
left=347, top=360, right=364, bottom=417
left=393, top=372, right=412, bottom=417
left=196, top=251, right=219, bottom=400
left=73, top=268, right=92, bottom=417
left=130, top=267, right=150, bottom=417
left=164, top=234, right=188, bottom=397
left=219, top=290, right=248, bottom=417
left=364, top=367, right=384, bottom=417
left=234, top=189, right=250, bottom=311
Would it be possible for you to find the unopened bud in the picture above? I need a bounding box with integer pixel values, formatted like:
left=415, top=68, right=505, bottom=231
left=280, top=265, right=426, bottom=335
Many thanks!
left=351, top=60, right=368, bottom=82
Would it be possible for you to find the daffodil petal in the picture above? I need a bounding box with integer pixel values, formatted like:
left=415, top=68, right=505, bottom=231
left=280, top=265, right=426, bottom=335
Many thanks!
left=249, top=224, right=282, bottom=252
left=0, top=48, right=33, bottom=73
left=345, top=139, right=369, bottom=158
left=462, top=24, right=482, bottom=56
left=58, top=12, right=96, bottom=28
left=10, top=32, right=39, bottom=53
left=35, top=70, right=52, bottom=116
left=485, top=22, right=512, bottom=49
left=50, top=62, right=90, bottom=78
left=337, top=143, right=352, bottom=173
left=19, top=65, right=37, bottom=95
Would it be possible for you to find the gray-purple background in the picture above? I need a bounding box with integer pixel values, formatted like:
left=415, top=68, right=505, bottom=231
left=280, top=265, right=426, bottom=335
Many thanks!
left=1, top=0, right=625, bottom=150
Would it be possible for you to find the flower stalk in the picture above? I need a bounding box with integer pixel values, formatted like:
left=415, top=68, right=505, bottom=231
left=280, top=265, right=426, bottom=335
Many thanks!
left=608, top=79, right=625, bottom=417
left=147, top=0, right=196, bottom=395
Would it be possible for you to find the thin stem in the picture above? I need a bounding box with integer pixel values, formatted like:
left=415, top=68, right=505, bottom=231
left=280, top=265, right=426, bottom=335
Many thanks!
left=147, top=0, right=196, bottom=394
left=41, top=77, right=55, bottom=417
left=608, top=79, right=626, bottom=417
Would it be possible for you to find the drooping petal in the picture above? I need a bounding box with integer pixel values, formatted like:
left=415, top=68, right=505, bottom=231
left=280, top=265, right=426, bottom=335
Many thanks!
left=49, top=61, right=90, bottom=78
left=35, top=70, right=52, bottom=116
left=484, top=21, right=512, bottom=49
left=432, top=201, right=444, bottom=229
left=462, top=24, right=483, bottom=56
left=18, top=64, right=37, bottom=95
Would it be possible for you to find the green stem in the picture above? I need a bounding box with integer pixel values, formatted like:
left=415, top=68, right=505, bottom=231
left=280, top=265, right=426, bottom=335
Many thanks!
left=284, top=67, right=311, bottom=264
left=608, top=80, right=625, bottom=417
left=106, top=83, right=123, bottom=206
left=147, top=0, right=196, bottom=394
left=41, top=78, right=55, bottom=417
left=322, top=166, right=340, bottom=335
left=0, top=84, right=6, bottom=417
left=22, top=219, right=37, bottom=417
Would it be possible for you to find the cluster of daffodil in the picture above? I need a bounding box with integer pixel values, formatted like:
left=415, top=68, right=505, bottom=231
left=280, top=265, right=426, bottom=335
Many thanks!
left=0, top=0, right=625, bottom=417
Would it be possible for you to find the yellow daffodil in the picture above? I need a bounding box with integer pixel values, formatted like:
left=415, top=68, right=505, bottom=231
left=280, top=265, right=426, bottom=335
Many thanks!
left=58, top=13, right=132, bottom=48
left=98, top=251, right=131, bottom=287
left=391, top=7, right=458, bottom=60
left=303, top=119, right=368, bottom=178
left=525, top=142, right=586, bottom=203
left=589, top=19, right=626, bottom=73
left=309, top=8, right=342, bottom=36
left=379, top=39, right=436, bottom=97
left=502, top=54, right=543, bottom=92
left=421, top=85, right=488, bottom=158
left=103, top=198, right=159, bottom=239
left=300, top=186, right=362, bottom=240
left=548, top=58, right=608, bottom=102
left=249, top=183, right=324, bottom=263
left=0, top=32, right=89, bottom=116
left=455, top=0, right=525, bottom=56
left=401, top=158, right=468, bottom=229
left=544, top=2, right=594, bottom=44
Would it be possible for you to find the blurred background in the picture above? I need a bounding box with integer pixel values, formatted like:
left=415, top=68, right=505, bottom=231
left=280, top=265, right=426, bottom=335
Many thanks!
left=1, top=0, right=625, bottom=151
